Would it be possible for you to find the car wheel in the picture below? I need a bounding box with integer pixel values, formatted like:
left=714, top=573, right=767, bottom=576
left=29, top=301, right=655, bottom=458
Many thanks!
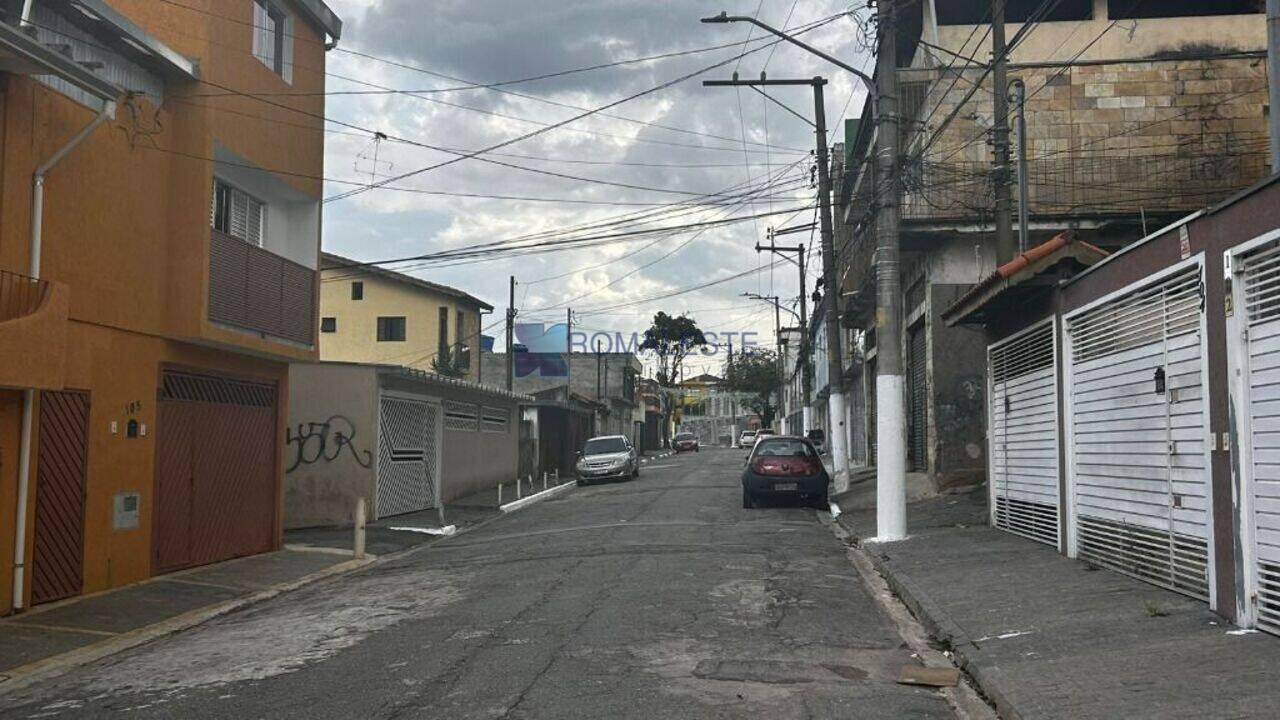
left=576, top=479, right=587, bottom=487
left=742, top=488, right=754, bottom=509
left=813, top=494, right=830, bottom=510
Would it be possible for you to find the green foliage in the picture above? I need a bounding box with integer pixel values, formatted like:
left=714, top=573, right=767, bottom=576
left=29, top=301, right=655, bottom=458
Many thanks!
left=639, top=312, right=707, bottom=387
left=722, top=348, right=778, bottom=429
left=431, top=347, right=468, bottom=378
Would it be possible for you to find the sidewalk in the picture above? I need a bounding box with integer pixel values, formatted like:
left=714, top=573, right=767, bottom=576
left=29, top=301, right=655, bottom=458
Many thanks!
left=837, top=489, right=1280, bottom=719
left=0, top=483, right=523, bottom=691
left=0, top=549, right=358, bottom=685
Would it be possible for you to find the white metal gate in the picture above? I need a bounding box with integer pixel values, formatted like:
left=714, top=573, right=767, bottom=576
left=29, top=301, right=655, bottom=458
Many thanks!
left=1065, top=262, right=1212, bottom=600
left=988, top=319, right=1060, bottom=547
left=376, top=395, right=442, bottom=519
left=1231, top=232, right=1280, bottom=634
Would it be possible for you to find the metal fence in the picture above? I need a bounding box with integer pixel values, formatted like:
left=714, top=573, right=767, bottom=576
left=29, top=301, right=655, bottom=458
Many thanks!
left=0, top=268, right=50, bottom=323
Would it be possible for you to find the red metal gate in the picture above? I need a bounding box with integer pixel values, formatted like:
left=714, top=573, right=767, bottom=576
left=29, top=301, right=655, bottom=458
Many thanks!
left=154, top=370, right=277, bottom=573
left=32, top=390, right=90, bottom=605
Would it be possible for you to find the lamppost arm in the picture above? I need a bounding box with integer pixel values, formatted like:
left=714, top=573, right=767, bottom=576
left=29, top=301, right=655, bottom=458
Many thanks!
left=701, top=13, right=874, bottom=93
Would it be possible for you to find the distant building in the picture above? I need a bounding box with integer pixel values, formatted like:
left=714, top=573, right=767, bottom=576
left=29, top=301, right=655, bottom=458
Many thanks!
left=480, top=351, right=642, bottom=441
left=317, top=253, right=492, bottom=383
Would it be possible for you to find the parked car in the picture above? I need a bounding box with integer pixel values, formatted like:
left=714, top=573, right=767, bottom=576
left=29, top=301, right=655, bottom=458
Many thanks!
left=805, top=428, right=827, bottom=455
left=674, top=432, right=699, bottom=453
left=738, top=429, right=757, bottom=448
left=741, top=436, right=829, bottom=510
left=575, top=435, right=639, bottom=485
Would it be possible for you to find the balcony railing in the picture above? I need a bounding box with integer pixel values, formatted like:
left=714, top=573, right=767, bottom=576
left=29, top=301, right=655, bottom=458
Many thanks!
left=0, top=268, right=50, bottom=323
left=900, top=151, right=1270, bottom=222
left=208, top=229, right=316, bottom=346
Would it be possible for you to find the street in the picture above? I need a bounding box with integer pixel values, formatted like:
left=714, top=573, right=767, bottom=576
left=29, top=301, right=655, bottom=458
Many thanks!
left=0, top=449, right=953, bottom=720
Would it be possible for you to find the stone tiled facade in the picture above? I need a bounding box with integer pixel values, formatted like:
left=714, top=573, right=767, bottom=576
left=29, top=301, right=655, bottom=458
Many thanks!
left=899, top=56, right=1271, bottom=220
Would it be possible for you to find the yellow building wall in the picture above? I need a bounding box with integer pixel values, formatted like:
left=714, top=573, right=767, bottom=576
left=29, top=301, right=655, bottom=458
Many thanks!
left=318, top=272, right=488, bottom=382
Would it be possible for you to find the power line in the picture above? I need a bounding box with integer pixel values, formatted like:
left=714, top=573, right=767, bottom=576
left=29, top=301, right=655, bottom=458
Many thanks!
left=324, top=13, right=846, bottom=203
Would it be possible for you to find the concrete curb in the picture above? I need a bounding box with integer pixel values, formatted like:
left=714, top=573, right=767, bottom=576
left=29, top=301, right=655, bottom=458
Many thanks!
left=0, top=555, right=373, bottom=697
left=846, top=520, right=1022, bottom=720
left=499, top=480, right=575, bottom=513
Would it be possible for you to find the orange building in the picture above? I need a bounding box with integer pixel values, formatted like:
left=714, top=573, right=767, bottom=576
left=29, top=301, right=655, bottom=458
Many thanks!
left=0, top=0, right=341, bottom=615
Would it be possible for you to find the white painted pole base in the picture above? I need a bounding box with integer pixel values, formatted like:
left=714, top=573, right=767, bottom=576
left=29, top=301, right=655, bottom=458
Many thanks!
left=828, top=391, right=850, bottom=493
left=802, top=406, right=812, bottom=436
left=875, top=374, right=907, bottom=542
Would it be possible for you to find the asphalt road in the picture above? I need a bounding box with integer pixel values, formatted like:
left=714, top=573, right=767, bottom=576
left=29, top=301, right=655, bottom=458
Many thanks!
left=0, top=449, right=955, bottom=719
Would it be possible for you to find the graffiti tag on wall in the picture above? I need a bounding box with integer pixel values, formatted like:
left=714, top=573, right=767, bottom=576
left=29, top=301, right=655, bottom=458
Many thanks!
left=286, top=415, right=373, bottom=472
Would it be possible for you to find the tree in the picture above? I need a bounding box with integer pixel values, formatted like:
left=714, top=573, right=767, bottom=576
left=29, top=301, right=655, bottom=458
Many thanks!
left=431, top=346, right=468, bottom=378
left=639, top=312, right=707, bottom=388
left=722, top=348, right=779, bottom=430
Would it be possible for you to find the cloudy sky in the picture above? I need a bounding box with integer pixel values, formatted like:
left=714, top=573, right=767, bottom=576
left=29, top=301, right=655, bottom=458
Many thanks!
left=319, top=0, right=871, bottom=377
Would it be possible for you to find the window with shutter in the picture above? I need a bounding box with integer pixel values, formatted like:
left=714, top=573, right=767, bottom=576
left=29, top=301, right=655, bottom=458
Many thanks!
left=211, top=179, right=266, bottom=247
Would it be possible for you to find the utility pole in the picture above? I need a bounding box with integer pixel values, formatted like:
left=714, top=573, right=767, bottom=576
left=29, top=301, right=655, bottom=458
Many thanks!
left=505, top=275, right=516, bottom=391
left=1269, top=0, right=1280, bottom=173
left=701, top=11, right=878, bottom=491
left=991, top=0, right=1015, bottom=264
left=1012, top=78, right=1029, bottom=252
left=566, top=308, right=574, bottom=399
left=756, top=238, right=811, bottom=433
left=875, top=0, right=907, bottom=541
left=728, top=341, right=738, bottom=446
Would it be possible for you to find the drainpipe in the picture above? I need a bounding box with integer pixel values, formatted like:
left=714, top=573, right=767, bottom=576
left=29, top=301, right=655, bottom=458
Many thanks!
left=12, top=102, right=114, bottom=612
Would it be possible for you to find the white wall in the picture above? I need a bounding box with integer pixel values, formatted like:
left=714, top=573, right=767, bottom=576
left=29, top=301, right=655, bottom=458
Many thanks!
left=214, top=144, right=320, bottom=269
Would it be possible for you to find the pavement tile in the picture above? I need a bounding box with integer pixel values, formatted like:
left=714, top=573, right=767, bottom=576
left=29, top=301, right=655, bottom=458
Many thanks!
left=840, top=490, right=1280, bottom=719
left=180, top=550, right=345, bottom=592
left=10, top=580, right=246, bottom=636
left=0, top=624, right=102, bottom=674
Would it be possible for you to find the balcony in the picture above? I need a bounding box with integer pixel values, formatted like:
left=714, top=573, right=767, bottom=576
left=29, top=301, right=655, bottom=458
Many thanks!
left=208, top=229, right=316, bottom=347
left=901, top=151, right=1270, bottom=224
left=0, top=269, right=69, bottom=390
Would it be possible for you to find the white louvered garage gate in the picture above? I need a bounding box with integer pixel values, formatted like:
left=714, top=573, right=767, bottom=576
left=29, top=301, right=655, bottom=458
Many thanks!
left=1230, top=231, right=1280, bottom=634
left=376, top=394, right=442, bottom=519
left=988, top=319, right=1060, bottom=547
left=1065, top=261, right=1213, bottom=601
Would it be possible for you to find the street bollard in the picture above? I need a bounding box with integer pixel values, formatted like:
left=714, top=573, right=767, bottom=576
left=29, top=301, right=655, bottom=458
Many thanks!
left=498, top=481, right=503, bottom=507
left=517, top=477, right=522, bottom=500
left=543, top=472, right=548, bottom=491
left=353, top=497, right=366, bottom=560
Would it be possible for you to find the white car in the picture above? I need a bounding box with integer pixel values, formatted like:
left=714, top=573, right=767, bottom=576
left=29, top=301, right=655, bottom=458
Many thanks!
left=738, top=429, right=757, bottom=448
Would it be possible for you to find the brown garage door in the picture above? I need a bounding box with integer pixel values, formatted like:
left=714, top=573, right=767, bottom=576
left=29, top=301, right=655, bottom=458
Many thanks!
left=32, top=390, right=90, bottom=605
left=154, top=370, right=278, bottom=573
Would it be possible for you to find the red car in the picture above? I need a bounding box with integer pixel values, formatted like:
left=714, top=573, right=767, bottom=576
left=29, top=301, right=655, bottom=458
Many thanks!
left=674, top=432, right=699, bottom=453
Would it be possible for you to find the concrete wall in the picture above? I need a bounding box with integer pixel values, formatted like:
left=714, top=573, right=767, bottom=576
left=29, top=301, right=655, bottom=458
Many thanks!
left=284, top=363, right=379, bottom=530
left=927, top=285, right=988, bottom=489
left=319, top=271, right=486, bottom=383
left=380, top=373, right=521, bottom=504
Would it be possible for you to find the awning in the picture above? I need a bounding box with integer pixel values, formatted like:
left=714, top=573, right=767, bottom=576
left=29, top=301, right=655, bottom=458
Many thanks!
left=941, top=231, right=1109, bottom=327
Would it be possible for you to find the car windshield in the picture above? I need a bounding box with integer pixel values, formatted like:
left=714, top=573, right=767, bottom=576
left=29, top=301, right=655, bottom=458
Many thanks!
left=675, top=433, right=694, bottom=441
left=753, top=439, right=815, bottom=458
left=583, top=438, right=628, bottom=455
